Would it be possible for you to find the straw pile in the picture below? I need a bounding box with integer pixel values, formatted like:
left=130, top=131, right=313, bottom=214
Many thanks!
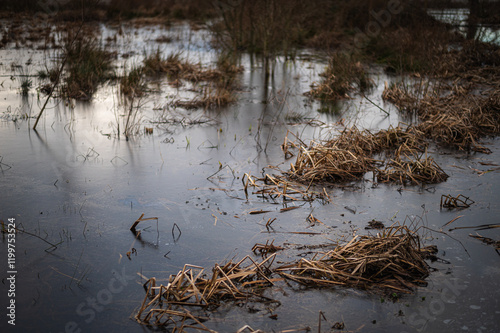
left=287, top=143, right=379, bottom=182
left=134, top=255, right=279, bottom=330
left=276, top=225, right=432, bottom=293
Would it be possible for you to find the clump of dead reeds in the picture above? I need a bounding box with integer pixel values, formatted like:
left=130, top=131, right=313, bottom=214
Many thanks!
left=242, top=173, right=331, bottom=203
left=306, top=52, right=372, bottom=101
left=244, top=124, right=444, bottom=203
left=383, top=81, right=500, bottom=153
left=120, top=66, right=147, bottom=98
left=142, top=50, right=198, bottom=79
left=276, top=224, right=433, bottom=293
left=174, top=86, right=235, bottom=109
left=134, top=255, right=279, bottom=330
left=376, top=148, right=449, bottom=185
left=287, top=143, right=379, bottom=182
left=284, top=125, right=428, bottom=184
left=63, top=33, right=115, bottom=99
left=142, top=50, right=242, bottom=109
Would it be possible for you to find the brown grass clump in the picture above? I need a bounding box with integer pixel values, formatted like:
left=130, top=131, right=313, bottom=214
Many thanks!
left=244, top=124, right=440, bottom=203
left=276, top=224, right=433, bottom=293
left=242, top=173, right=331, bottom=203
left=383, top=82, right=500, bottom=153
left=144, top=50, right=242, bottom=109
left=142, top=50, right=199, bottom=79
left=120, top=66, right=147, bottom=98
left=134, top=255, right=279, bottom=329
left=173, top=86, right=236, bottom=109
left=285, top=125, right=428, bottom=184
left=63, top=34, right=115, bottom=99
left=376, top=148, right=449, bottom=185
left=287, top=144, right=379, bottom=182
left=306, top=52, right=372, bottom=101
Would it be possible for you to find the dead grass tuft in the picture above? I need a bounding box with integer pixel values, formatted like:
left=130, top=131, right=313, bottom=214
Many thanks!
left=134, top=255, right=279, bottom=329
left=306, top=52, right=372, bottom=101
left=276, top=224, right=433, bottom=293
left=383, top=81, right=500, bottom=153
left=376, top=148, right=449, bottom=185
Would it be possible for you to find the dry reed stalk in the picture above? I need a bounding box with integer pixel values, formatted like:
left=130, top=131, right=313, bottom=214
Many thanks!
left=469, top=234, right=500, bottom=252
left=440, top=194, right=474, bottom=209
left=242, top=173, right=330, bottom=203
left=276, top=224, right=432, bottom=293
left=252, top=240, right=284, bottom=257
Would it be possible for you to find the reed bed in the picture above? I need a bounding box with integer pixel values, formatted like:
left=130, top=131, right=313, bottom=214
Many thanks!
left=276, top=225, right=432, bottom=293
left=383, top=82, right=500, bottom=153
left=284, top=125, right=430, bottom=185
left=244, top=124, right=445, bottom=202
left=135, top=255, right=279, bottom=329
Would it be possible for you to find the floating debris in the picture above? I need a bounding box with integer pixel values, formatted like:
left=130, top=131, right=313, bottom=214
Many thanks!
left=365, top=220, right=385, bottom=230
left=440, top=194, right=474, bottom=209
left=469, top=234, right=500, bottom=253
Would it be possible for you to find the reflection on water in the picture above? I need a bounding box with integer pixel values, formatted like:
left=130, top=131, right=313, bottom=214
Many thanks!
left=0, top=21, right=499, bottom=333
left=428, top=7, right=500, bottom=45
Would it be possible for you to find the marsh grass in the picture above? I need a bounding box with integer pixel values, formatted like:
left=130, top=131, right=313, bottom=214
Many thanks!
left=120, top=66, right=147, bottom=98
left=142, top=49, right=199, bottom=79
left=37, top=67, right=59, bottom=83
left=277, top=224, right=435, bottom=293
left=383, top=80, right=500, bottom=153
left=14, top=65, right=33, bottom=96
left=62, top=34, right=114, bottom=99
left=307, top=52, right=372, bottom=101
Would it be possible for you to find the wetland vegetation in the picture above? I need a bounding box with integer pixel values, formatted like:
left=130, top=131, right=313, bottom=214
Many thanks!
left=1, top=1, right=499, bottom=332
